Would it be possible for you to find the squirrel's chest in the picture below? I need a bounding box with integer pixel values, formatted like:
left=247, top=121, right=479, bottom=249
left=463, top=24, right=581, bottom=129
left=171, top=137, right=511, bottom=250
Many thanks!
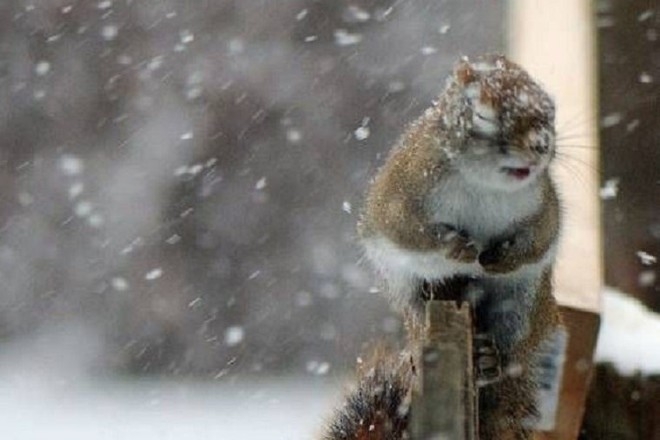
left=425, top=177, right=541, bottom=241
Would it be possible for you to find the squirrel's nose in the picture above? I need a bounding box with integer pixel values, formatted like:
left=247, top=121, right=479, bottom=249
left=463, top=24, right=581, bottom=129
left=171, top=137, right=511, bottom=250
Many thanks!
left=496, top=140, right=509, bottom=155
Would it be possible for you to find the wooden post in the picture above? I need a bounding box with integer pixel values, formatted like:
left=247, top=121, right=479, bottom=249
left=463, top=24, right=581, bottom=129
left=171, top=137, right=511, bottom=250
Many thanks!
left=411, top=300, right=478, bottom=440
left=508, top=0, right=602, bottom=438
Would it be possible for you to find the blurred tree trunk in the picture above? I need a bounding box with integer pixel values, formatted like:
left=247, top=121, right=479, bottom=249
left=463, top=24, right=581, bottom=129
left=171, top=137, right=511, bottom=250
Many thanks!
left=598, top=0, right=660, bottom=311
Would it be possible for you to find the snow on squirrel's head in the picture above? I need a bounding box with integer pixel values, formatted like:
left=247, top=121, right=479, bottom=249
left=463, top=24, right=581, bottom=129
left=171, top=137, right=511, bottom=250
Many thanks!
left=438, top=54, right=557, bottom=191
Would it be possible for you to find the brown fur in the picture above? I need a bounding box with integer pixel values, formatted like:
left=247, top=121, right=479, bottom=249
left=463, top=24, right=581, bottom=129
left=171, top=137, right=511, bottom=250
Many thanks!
left=479, top=269, right=561, bottom=439
left=357, top=108, right=450, bottom=251
left=322, top=348, right=414, bottom=440
left=360, top=56, right=559, bottom=261
left=480, top=176, right=560, bottom=274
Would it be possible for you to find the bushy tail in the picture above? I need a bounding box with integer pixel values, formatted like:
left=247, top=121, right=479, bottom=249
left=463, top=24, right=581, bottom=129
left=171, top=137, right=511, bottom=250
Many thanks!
left=323, top=350, right=414, bottom=440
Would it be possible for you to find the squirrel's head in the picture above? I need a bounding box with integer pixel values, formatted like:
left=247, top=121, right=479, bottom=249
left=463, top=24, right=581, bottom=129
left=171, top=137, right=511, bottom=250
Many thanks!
left=439, top=54, right=556, bottom=192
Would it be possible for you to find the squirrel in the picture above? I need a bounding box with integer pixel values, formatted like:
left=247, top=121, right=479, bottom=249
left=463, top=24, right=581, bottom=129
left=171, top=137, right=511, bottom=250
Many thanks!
left=324, top=54, right=565, bottom=439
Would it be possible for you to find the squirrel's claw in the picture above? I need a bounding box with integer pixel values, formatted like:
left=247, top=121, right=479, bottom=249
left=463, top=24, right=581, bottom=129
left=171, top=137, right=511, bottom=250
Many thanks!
left=479, top=240, right=521, bottom=274
left=474, top=333, right=502, bottom=387
left=445, top=235, right=479, bottom=263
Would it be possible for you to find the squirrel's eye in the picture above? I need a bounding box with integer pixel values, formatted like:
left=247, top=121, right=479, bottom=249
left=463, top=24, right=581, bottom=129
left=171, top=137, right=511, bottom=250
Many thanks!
left=471, top=110, right=500, bottom=139
left=475, top=112, right=495, bottom=122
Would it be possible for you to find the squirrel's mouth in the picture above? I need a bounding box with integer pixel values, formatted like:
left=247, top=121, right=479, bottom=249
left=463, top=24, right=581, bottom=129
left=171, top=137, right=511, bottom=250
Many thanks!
left=502, top=166, right=532, bottom=180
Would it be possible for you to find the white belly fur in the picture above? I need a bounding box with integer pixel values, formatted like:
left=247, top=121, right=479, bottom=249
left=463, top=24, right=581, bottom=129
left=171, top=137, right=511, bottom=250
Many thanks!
left=362, top=175, right=551, bottom=308
left=363, top=234, right=554, bottom=308
left=426, top=173, right=542, bottom=243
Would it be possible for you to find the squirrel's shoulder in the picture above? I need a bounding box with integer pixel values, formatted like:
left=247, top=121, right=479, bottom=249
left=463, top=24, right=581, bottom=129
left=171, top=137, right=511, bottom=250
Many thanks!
left=358, top=109, right=454, bottom=240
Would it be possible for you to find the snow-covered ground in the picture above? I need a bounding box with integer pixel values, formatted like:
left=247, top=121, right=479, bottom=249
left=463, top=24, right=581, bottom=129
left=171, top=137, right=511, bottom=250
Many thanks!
left=3, top=287, right=660, bottom=440
left=0, top=329, right=342, bottom=440
left=595, top=288, right=660, bottom=375
left=0, top=373, right=341, bottom=440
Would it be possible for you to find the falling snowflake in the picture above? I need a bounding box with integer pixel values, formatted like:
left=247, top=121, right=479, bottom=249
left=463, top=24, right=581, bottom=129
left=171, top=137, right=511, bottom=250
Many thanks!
left=421, top=46, right=438, bottom=55
left=186, top=86, right=202, bottom=100
left=224, top=326, right=245, bottom=346
left=88, top=213, right=104, bottom=228
left=354, top=117, right=371, bottom=141
left=599, top=178, right=619, bottom=200
left=35, top=61, right=51, bottom=76
left=306, top=360, right=331, bottom=375
left=59, top=154, right=84, bottom=176
left=188, top=297, right=202, bottom=308
left=343, top=5, right=370, bottom=23
left=180, top=30, right=194, bottom=44
left=354, top=126, right=370, bottom=141
left=145, top=268, right=163, bottom=281
left=601, top=113, right=622, bottom=128
left=334, top=29, right=362, bottom=46
left=638, top=9, right=654, bottom=22
left=638, top=270, right=656, bottom=287
left=148, top=56, right=164, bottom=71
left=626, top=119, right=640, bottom=132
left=163, top=235, right=181, bottom=246
left=636, top=251, right=657, bottom=266
left=316, top=362, right=330, bottom=375
left=286, top=128, right=302, bottom=143
left=67, top=182, right=83, bottom=199
left=74, top=201, right=93, bottom=217
left=639, top=72, right=653, bottom=84
left=110, top=277, right=129, bottom=291
left=101, top=25, right=118, bottom=41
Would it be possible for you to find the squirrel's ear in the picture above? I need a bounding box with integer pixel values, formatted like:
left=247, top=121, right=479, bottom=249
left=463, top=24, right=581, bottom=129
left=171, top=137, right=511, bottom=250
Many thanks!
left=454, top=57, right=477, bottom=86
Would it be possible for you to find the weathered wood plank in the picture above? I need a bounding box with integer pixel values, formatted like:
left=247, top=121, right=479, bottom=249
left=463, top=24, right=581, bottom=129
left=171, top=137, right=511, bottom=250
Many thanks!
left=411, top=301, right=477, bottom=440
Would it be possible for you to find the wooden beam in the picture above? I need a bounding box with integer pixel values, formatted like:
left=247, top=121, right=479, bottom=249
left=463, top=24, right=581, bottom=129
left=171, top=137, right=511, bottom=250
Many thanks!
left=507, top=0, right=601, bottom=313
left=411, top=301, right=478, bottom=440
left=507, top=0, right=602, bottom=438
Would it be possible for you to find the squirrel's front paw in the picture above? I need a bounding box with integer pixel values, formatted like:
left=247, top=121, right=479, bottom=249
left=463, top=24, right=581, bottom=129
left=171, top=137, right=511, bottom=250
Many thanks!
left=443, top=232, right=479, bottom=263
left=478, top=240, right=520, bottom=274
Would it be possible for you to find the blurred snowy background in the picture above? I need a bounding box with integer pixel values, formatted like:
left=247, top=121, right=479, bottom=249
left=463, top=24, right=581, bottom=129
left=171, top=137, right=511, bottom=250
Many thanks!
left=1, top=0, right=658, bottom=437
left=0, top=0, right=504, bottom=437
